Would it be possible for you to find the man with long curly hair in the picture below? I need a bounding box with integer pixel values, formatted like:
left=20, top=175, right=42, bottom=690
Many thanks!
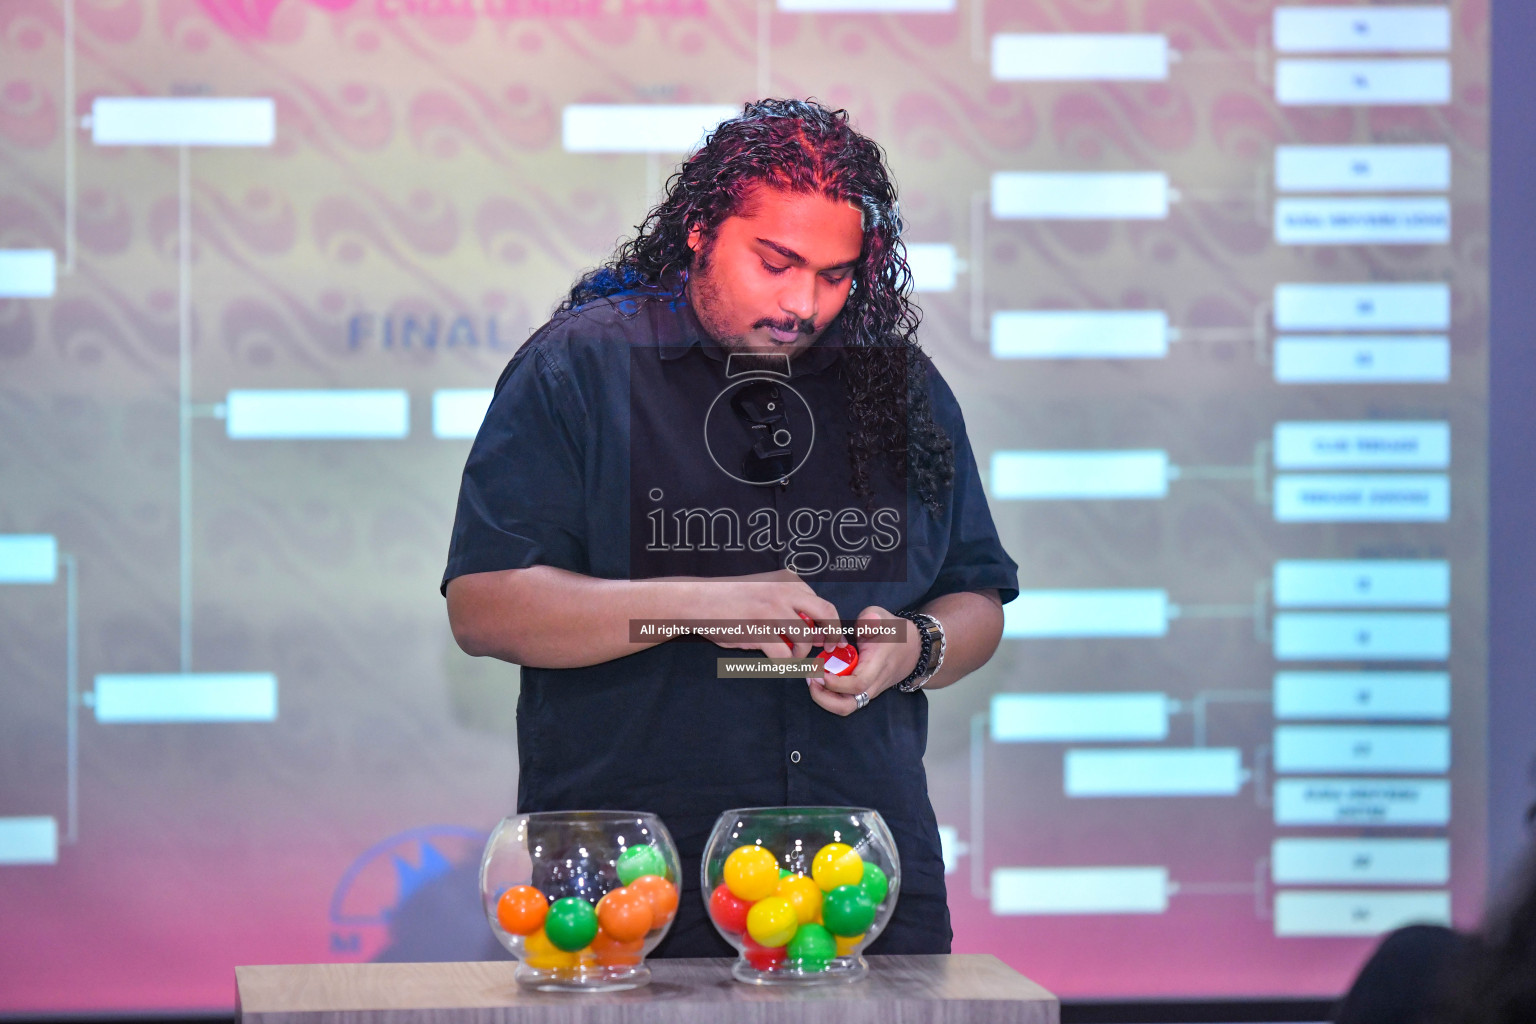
left=444, top=99, right=1018, bottom=956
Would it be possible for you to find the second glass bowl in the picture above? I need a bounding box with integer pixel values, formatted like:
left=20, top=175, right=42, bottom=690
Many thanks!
left=701, top=806, right=900, bottom=984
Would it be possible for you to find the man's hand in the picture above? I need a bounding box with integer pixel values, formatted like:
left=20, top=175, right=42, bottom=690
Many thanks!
left=448, top=564, right=843, bottom=668
left=806, top=605, right=920, bottom=717
left=699, top=568, right=842, bottom=660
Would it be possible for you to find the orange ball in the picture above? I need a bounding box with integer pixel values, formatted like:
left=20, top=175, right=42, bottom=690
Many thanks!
left=775, top=873, right=824, bottom=925
left=495, top=885, right=549, bottom=936
left=627, top=874, right=679, bottom=927
left=596, top=885, right=655, bottom=943
left=590, top=929, right=645, bottom=966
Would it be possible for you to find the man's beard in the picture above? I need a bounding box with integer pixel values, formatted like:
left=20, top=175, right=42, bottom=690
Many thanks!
left=688, top=248, right=816, bottom=352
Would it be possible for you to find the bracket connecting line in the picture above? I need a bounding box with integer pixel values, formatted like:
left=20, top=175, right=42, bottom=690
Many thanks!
left=969, top=190, right=987, bottom=344
left=178, top=145, right=193, bottom=674
left=62, top=552, right=79, bottom=844
left=62, top=0, right=77, bottom=274
left=756, top=0, right=771, bottom=100
left=970, top=711, right=988, bottom=901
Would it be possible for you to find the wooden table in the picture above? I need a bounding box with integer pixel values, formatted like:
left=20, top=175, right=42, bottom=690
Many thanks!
left=236, top=955, right=1058, bottom=1024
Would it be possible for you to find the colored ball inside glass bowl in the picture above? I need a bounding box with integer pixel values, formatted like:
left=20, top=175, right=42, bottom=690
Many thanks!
left=701, top=807, right=900, bottom=985
left=480, top=811, right=680, bottom=992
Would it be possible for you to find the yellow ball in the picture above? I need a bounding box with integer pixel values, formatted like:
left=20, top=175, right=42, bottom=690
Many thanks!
left=775, top=873, right=824, bottom=924
left=723, top=844, right=780, bottom=902
left=811, top=842, right=864, bottom=892
left=835, top=932, right=865, bottom=957
left=522, top=927, right=581, bottom=969
left=746, top=895, right=800, bottom=948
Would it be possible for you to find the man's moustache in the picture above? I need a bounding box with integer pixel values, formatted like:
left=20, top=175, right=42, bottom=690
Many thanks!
left=755, top=318, right=815, bottom=335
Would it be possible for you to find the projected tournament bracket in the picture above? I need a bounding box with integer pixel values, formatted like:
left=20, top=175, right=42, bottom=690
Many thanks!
left=0, top=0, right=1488, bottom=1012
left=972, top=0, right=1476, bottom=964
left=1273, top=283, right=1452, bottom=385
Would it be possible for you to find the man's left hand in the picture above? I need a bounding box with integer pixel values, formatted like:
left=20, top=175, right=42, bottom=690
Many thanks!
left=806, top=605, right=920, bottom=717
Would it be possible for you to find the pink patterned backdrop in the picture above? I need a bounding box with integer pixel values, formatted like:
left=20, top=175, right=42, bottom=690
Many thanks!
left=0, top=0, right=1488, bottom=1012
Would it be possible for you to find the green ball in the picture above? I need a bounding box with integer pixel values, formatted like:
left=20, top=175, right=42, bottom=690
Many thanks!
left=859, top=863, right=890, bottom=905
left=616, top=844, right=667, bottom=885
left=787, top=922, right=836, bottom=971
left=821, top=885, right=876, bottom=937
left=544, top=896, right=598, bottom=951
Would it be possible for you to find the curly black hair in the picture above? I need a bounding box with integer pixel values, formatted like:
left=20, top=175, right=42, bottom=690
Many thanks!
left=561, top=98, right=954, bottom=515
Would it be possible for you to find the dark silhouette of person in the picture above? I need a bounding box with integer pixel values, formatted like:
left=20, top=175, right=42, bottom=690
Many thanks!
left=1337, top=805, right=1536, bottom=1024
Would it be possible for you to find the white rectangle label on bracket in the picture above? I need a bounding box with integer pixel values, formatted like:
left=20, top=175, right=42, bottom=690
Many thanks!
left=1274, top=672, right=1450, bottom=720
left=226, top=390, right=409, bottom=440
left=991, top=450, right=1169, bottom=500
left=0, top=534, right=58, bottom=584
left=1274, top=283, right=1451, bottom=331
left=1275, top=337, right=1450, bottom=384
left=991, top=34, right=1168, bottom=81
left=92, top=97, right=276, bottom=146
left=1274, top=7, right=1452, bottom=54
left=1275, top=59, right=1451, bottom=105
left=1065, top=748, right=1243, bottom=797
left=94, top=673, right=279, bottom=723
left=1275, top=198, right=1451, bottom=245
left=991, top=310, right=1168, bottom=359
left=561, top=104, right=737, bottom=153
left=1275, top=891, right=1450, bottom=937
left=1273, top=422, right=1449, bottom=470
left=0, top=817, right=58, bottom=865
left=1273, top=475, right=1449, bottom=522
left=0, top=249, right=58, bottom=298
left=992, top=172, right=1169, bottom=220
left=991, top=693, right=1170, bottom=743
left=1273, top=613, right=1450, bottom=661
left=1272, top=838, right=1450, bottom=885
left=1274, top=778, right=1450, bottom=826
left=905, top=243, right=958, bottom=292
left=1274, top=725, right=1450, bottom=774
left=1273, top=560, right=1449, bottom=607
left=992, top=867, right=1169, bottom=915
left=1275, top=145, right=1450, bottom=192
left=1004, top=590, right=1169, bottom=638
left=432, top=389, right=494, bottom=440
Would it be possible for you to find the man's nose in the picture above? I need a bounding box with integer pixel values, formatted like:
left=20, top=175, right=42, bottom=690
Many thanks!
left=779, top=272, right=816, bottom=324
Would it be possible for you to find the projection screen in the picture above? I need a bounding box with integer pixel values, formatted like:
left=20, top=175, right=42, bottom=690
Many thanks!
left=0, top=0, right=1498, bottom=1012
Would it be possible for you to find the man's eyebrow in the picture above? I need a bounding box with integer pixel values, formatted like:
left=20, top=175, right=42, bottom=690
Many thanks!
left=755, top=238, right=858, bottom=270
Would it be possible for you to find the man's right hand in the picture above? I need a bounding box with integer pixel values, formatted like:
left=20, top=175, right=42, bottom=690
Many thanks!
left=694, top=568, right=841, bottom=660
left=448, top=564, right=840, bottom=669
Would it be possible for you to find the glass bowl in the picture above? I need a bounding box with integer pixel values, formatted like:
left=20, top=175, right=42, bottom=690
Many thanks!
left=480, top=810, right=681, bottom=992
left=701, top=806, right=900, bottom=984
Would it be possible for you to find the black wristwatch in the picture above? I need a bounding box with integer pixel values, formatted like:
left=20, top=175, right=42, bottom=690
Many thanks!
left=895, top=610, right=946, bottom=693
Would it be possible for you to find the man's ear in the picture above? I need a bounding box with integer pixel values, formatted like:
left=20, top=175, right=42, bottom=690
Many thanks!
left=686, top=222, right=703, bottom=255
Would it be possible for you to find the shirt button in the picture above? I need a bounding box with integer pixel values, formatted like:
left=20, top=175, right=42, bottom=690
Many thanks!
left=790, top=750, right=801, bottom=764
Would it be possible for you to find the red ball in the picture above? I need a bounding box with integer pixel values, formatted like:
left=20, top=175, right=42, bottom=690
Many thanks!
left=710, top=883, right=752, bottom=934
left=743, top=935, right=787, bottom=971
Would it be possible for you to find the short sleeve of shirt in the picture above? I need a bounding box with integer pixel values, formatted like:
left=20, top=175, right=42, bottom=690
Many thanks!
left=919, top=364, right=1019, bottom=606
left=441, top=339, right=590, bottom=593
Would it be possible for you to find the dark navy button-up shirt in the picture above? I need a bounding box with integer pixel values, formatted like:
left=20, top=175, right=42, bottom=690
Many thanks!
left=444, top=288, right=1018, bottom=956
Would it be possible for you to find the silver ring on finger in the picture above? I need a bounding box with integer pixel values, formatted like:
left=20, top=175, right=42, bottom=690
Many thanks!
left=854, top=691, right=870, bottom=710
